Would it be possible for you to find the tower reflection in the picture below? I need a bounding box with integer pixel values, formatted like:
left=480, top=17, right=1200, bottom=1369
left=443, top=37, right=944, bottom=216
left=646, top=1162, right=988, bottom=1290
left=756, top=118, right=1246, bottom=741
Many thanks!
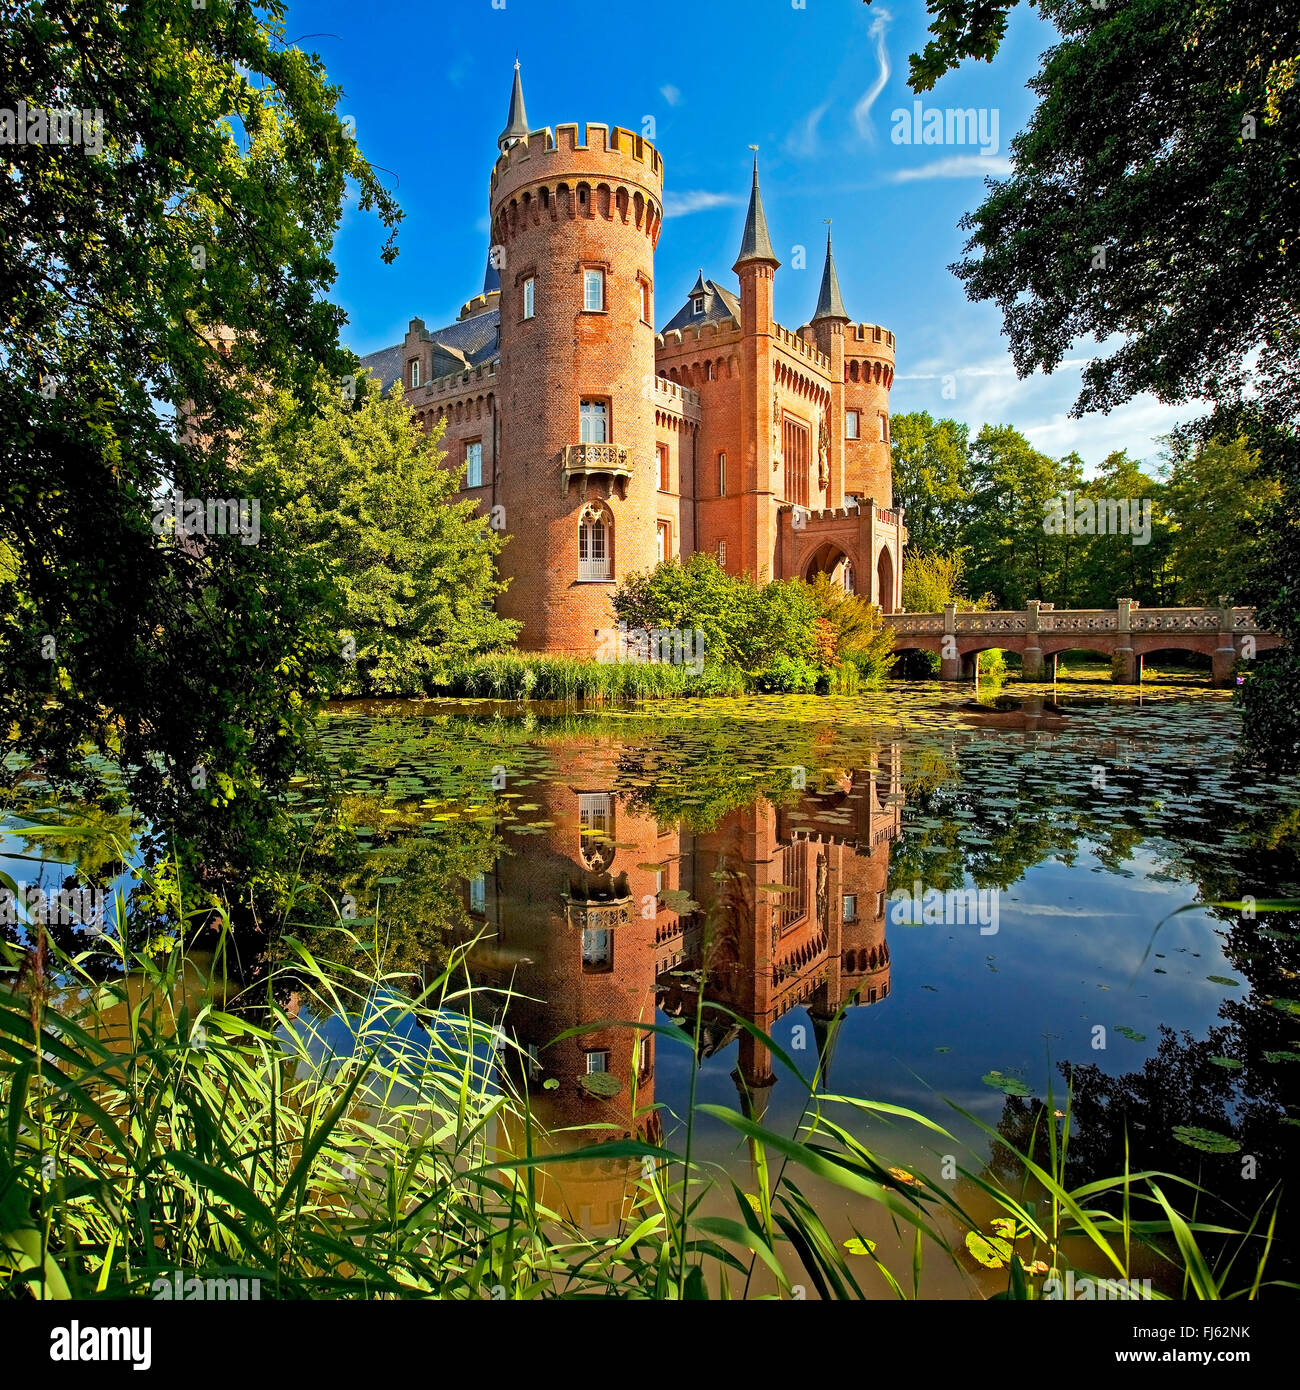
left=460, top=740, right=903, bottom=1232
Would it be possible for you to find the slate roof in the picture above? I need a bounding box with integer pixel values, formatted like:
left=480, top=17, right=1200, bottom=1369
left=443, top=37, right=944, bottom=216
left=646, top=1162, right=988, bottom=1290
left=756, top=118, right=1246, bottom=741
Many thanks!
left=357, top=307, right=501, bottom=394
left=734, top=157, right=777, bottom=266
left=660, top=273, right=741, bottom=334
left=812, top=227, right=848, bottom=321
left=499, top=61, right=529, bottom=149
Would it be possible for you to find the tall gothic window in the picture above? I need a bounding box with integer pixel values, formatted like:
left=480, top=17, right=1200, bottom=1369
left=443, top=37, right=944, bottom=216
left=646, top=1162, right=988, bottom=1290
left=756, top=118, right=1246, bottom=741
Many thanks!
left=580, top=399, right=608, bottom=444
left=578, top=510, right=611, bottom=581
left=783, top=415, right=810, bottom=508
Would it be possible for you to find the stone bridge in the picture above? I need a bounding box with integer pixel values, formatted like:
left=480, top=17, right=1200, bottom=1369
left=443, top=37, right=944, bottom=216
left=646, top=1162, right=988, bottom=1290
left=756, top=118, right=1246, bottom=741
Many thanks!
left=883, top=599, right=1283, bottom=687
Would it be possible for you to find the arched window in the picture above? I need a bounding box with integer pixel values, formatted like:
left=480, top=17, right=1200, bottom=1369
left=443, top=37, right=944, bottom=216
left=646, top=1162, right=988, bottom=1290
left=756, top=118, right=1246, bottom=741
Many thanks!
left=579, top=506, right=612, bottom=581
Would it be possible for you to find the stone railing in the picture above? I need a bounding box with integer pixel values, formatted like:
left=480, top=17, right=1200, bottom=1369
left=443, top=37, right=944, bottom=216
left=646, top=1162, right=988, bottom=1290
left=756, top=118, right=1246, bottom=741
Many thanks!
left=886, top=600, right=1267, bottom=638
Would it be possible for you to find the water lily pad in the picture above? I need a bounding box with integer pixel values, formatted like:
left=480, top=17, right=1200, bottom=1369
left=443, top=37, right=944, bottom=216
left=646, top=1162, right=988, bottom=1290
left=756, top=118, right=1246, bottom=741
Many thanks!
left=982, top=1070, right=1032, bottom=1097
left=843, top=1236, right=877, bottom=1256
left=965, top=1231, right=1013, bottom=1268
left=1115, top=1026, right=1146, bottom=1042
left=578, top=1072, right=621, bottom=1097
left=1172, top=1125, right=1240, bottom=1154
left=1206, top=975, right=1241, bottom=987
left=1208, top=1056, right=1243, bottom=1070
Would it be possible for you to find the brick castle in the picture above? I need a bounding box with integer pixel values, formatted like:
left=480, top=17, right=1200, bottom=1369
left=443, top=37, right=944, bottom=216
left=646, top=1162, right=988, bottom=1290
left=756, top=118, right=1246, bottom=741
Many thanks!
left=360, top=63, right=906, bottom=655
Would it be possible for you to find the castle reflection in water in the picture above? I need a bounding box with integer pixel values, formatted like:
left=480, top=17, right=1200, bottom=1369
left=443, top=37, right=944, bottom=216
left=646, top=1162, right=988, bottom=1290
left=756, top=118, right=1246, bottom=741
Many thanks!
left=454, top=739, right=903, bottom=1230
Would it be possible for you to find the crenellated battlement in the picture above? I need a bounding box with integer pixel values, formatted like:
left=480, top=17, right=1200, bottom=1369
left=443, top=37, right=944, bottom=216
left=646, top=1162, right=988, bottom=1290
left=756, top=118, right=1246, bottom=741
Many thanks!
left=412, top=358, right=499, bottom=403
left=773, top=322, right=833, bottom=373
left=458, top=290, right=500, bottom=321
left=655, top=319, right=742, bottom=352
left=845, top=323, right=896, bottom=356
left=653, top=375, right=702, bottom=423
left=490, top=122, right=663, bottom=201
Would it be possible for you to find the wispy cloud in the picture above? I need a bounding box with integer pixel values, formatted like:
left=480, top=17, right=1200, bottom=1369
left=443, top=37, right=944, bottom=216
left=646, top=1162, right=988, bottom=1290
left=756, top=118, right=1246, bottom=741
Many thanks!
left=852, top=7, right=892, bottom=141
left=663, top=189, right=743, bottom=219
left=784, top=99, right=831, bottom=159
left=660, top=84, right=682, bottom=107
left=891, top=344, right=1206, bottom=467
left=888, top=154, right=1014, bottom=182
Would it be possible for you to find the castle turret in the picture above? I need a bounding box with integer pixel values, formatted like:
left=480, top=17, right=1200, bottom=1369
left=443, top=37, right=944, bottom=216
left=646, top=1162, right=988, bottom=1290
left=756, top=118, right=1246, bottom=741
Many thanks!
left=489, top=87, right=664, bottom=652
left=733, top=155, right=780, bottom=579
left=808, top=226, right=849, bottom=502
left=842, top=322, right=895, bottom=508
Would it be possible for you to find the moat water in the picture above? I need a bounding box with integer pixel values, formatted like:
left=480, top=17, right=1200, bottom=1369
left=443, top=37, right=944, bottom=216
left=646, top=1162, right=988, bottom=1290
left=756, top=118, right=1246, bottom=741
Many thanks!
left=7, top=677, right=1300, bottom=1296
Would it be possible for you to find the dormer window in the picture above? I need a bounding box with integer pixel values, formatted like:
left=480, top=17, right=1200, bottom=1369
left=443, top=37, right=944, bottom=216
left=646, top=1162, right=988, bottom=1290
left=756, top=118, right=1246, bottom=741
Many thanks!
left=692, top=295, right=705, bottom=315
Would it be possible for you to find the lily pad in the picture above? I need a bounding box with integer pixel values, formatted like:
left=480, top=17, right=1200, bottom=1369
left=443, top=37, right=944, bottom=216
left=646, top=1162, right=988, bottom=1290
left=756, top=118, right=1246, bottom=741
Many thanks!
left=1172, top=1125, right=1240, bottom=1154
left=965, top=1231, right=1013, bottom=1269
left=578, top=1072, right=622, bottom=1098
left=982, top=1070, right=1032, bottom=1097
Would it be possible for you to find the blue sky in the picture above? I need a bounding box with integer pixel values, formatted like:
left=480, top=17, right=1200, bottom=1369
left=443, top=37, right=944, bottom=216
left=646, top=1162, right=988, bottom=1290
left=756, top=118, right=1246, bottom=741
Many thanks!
left=288, top=0, right=1194, bottom=469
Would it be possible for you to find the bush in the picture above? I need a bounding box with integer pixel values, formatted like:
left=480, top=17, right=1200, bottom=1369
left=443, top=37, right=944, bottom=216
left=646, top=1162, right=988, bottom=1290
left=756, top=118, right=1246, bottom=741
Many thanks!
left=612, top=556, right=894, bottom=692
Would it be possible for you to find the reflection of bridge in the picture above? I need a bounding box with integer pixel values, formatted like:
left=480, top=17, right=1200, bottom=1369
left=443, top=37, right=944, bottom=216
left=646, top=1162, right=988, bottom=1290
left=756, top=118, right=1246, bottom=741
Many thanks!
left=884, top=599, right=1283, bottom=687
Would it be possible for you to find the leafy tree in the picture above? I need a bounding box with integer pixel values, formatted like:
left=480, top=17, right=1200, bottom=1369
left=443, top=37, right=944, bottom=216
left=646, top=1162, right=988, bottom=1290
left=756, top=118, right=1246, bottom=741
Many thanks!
left=878, top=0, right=1300, bottom=763
left=963, top=424, right=1081, bottom=607
left=0, top=2, right=400, bottom=908
left=250, top=375, right=518, bottom=696
left=1070, top=451, right=1173, bottom=608
left=1164, top=437, right=1281, bottom=605
left=890, top=411, right=971, bottom=555
left=612, top=556, right=891, bottom=690
left=902, top=551, right=971, bottom=613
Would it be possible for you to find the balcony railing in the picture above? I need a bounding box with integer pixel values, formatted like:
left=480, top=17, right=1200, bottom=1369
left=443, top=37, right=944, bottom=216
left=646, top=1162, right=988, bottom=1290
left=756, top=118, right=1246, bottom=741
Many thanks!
left=563, top=442, right=632, bottom=482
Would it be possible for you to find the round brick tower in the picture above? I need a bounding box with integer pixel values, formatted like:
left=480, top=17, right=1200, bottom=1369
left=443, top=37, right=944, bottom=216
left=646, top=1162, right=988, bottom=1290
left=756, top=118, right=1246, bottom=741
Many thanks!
left=843, top=324, right=896, bottom=507
left=489, top=94, right=664, bottom=653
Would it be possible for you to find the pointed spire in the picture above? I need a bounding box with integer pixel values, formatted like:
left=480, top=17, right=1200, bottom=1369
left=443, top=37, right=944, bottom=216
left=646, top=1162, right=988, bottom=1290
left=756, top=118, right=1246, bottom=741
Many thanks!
left=688, top=268, right=708, bottom=299
left=812, top=223, right=848, bottom=322
left=483, top=248, right=501, bottom=295
left=733, top=151, right=779, bottom=270
left=498, top=58, right=529, bottom=152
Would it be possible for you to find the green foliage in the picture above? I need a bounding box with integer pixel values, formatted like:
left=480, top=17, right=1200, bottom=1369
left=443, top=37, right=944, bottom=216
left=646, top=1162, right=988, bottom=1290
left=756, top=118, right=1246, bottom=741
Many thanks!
left=963, top=425, right=1083, bottom=608
left=905, top=0, right=1298, bottom=763
left=1, top=892, right=1282, bottom=1301
left=1164, top=437, right=1280, bottom=605
left=610, top=556, right=892, bottom=694
left=250, top=374, right=518, bottom=696
left=902, top=551, right=968, bottom=614
left=429, top=653, right=714, bottom=702
left=0, top=1, right=400, bottom=906
left=890, top=412, right=971, bottom=556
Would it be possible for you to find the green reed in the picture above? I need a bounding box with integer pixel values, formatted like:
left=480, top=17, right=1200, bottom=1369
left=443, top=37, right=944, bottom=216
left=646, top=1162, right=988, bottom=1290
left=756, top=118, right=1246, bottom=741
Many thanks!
left=1, top=853, right=1291, bottom=1301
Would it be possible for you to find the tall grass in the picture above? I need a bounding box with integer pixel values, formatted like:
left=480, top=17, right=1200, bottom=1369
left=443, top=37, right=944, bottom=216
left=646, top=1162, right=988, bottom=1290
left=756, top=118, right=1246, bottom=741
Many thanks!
left=429, top=653, right=736, bottom=702
left=1, top=853, right=1291, bottom=1300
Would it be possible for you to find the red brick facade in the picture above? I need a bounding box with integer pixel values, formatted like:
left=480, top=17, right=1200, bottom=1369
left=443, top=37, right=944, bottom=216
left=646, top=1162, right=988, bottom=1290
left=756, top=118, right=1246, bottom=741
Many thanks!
left=362, top=66, right=907, bottom=654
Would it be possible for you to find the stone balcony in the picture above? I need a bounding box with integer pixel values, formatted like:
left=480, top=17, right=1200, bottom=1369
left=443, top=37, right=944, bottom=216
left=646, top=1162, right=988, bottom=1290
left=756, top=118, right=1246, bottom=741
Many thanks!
left=563, top=442, right=632, bottom=484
